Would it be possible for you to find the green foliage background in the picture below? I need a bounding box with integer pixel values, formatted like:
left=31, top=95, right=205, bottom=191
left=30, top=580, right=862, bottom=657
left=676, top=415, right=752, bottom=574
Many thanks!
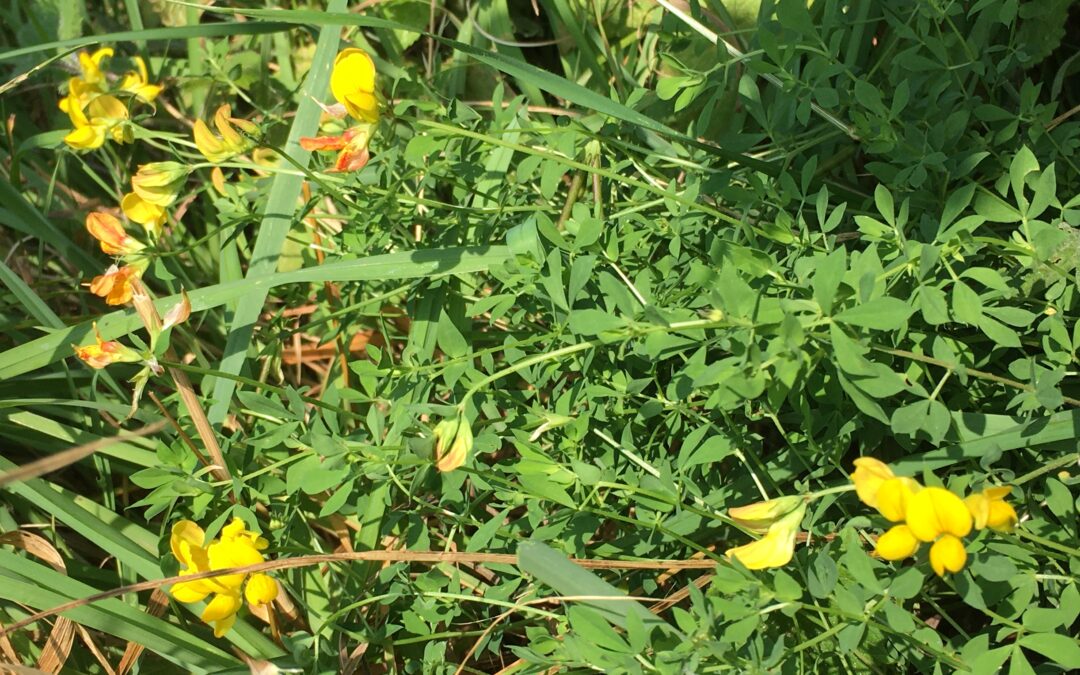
left=1, top=0, right=1079, bottom=672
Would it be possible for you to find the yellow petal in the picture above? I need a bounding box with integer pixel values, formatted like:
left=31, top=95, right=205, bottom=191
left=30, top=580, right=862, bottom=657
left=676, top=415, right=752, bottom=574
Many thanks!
left=343, top=91, right=379, bottom=124
left=875, top=524, right=920, bottom=561
left=244, top=573, right=278, bottom=605
left=212, top=612, right=237, bottom=638
left=331, top=48, right=376, bottom=102
left=929, top=534, right=967, bottom=577
left=905, top=487, right=972, bottom=542
left=170, top=520, right=206, bottom=564
left=170, top=579, right=211, bottom=603
left=875, top=477, right=919, bottom=522
left=120, top=192, right=167, bottom=236
left=725, top=503, right=804, bottom=570
left=851, top=457, right=894, bottom=508
left=201, top=592, right=242, bottom=623
left=64, top=124, right=105, bottom=150
left=986, top=500, right=1018, bottom=532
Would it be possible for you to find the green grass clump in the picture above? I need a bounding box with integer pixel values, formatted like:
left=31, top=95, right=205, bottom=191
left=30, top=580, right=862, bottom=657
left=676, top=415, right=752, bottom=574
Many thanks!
left=1, top=0, right=1079, bottom=672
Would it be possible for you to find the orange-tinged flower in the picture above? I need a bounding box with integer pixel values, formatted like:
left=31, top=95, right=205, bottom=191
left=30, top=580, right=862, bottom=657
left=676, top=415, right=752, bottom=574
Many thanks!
left=929, top=534, right=967, bottom=577
left=86, top=212, right=143, bottom=255
left=300, top=126, right=372, bottom=172
left=965, top=487, right=1018, bottom=532
left=193, top=104, right=258, bottom=163
left=120, top=192, right=167, bottom=237
left=88, top=264, right=138, bottom=305
left=72, top=322, right=142, bottom=369
left=131, top=162, right=188, bottom=207
left=330, top=48, right=379, bottom=123
left=905, top=487, right=972, bottom=542
left=725, top=502, right=805, bottom=570
left=169, top=518, right=278, bottom=637
left=875, top=524, right=920, bottom=561
left=119, top=56, right=163, bottom=102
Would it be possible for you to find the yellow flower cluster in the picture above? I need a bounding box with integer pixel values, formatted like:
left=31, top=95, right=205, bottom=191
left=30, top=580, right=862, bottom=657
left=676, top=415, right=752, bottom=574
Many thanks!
left=60, top=48, right=162, bottom=151
left=852, top=458, right=1018, bottom=576
left=300, top=47, right=380, bottom=172
left=169, top=518, right=278, bottom=637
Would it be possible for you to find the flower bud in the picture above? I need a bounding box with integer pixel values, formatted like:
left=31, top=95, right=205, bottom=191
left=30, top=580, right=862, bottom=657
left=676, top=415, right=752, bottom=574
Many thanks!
left=725, top=502, right=806, bottom=570
left=434, top=415, right=473, bottom=472
left=728, top=495, right=803, bottom=533
left=131, top=161, right=189, bottom=207
left=964, top=487, right=1018, bottom=532
left=193, top=104, right=259, bottom=163
left=86, top=212, right=143, bottom=256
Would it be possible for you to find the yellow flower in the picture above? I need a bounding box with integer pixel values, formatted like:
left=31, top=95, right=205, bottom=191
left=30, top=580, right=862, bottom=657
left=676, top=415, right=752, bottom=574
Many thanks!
left=64, top=95, right=130, bottom=151
left=728, top=495, right=804, bottom=534
left=851, top=458, right=921, bottom=521
left=330, top=48, right=379, bottom=123
left=725, top=502, right=805, bottom=570
left=58, top=76, right=102, bottom=115
left=119, top=56, right=163, bottom=102
left=193, top=104, right=259, bottom=163
left=72, top=322, right=142, bottom=369
left=120, top=192, right=167, bottom=238
left=965, top=487, right=1018, bottom=532
left=874, top=477, right=920, bottom=522
left=88, top=264, right=139, bottom=305
left=77, top=47, right=113, bottom=86
left=169, top=518, right=278, bottom=637
left=434, top=416, right=473, bottom=472
left=86, top=212, right=143, bottom=256
left=929, top=534, right=967, bottom=577
left=131, top=162, right=188, bottom=207
left=851, top=457, right=895, bottom=508
left=875, top=524, right=920, bottom=561
left=905, top=487, right=972, bottom=542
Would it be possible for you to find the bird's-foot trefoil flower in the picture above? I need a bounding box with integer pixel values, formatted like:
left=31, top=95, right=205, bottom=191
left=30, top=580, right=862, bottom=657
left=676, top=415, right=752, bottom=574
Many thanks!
left=726, top=500, right=806, bottom=570
left=875, top=524, right=920, bottom=561
left=193, top=104, right=258, bottom=163
left=77, top=48, right=113, bottom=86
left=131, top=162, right=189, bottom=207
left=851, top=457, right=921, bottom=522
left=330, top=48, right=379, bottom=124
left=965, top=487, right=1018, bottom=532
left=299, top=125, right=373, bottom=172
left=905, top=487, right=972, bottom=543
left=169, top=518, right=279, bottom=637
left=88, top=264, right=143, bottom=306
left=121, top=192, right=167, bottom=238
left=72, top=322, right=142, bottom=369
left=929, top=534, right=967, bottom=577
left=64, top=95, right=131, bottom=150
left=728, top=495, right=804, bottom=534
left=119, top=56, right=163, bottom=102
left=86, top=212, right=144, bottom=256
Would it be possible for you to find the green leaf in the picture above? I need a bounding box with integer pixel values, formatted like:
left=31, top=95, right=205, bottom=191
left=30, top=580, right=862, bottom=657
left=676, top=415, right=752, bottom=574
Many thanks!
left=1018, top=633, right=1080, bottom=667
left=517, top=541, right=678, bottom=634
left=834, top=297, right=914, bottom=330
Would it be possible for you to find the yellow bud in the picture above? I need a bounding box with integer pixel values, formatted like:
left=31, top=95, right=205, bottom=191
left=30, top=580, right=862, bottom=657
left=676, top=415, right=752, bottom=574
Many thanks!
left=728, top=495, right=804, bottom=533
left=965, top=486, right=1017, bottom=532
left=131, top=161, right=188, bottom=207
left=434, top=416, right=473, bottom=472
